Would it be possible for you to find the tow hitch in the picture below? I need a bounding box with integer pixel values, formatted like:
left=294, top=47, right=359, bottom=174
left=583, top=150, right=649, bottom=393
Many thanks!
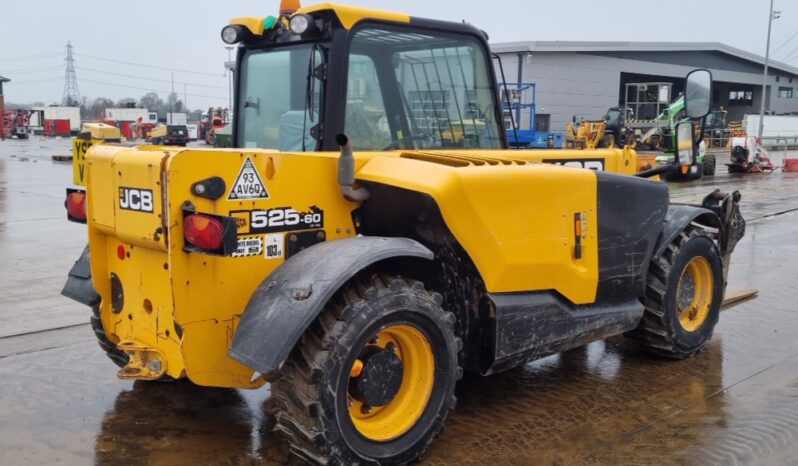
left=116, top=341, right=168, bottom=380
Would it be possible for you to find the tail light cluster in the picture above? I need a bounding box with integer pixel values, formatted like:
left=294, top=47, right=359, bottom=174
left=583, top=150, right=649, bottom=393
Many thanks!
left=65, top=192, right=237, bottom=256
left=65, top=188, right=87, bottom=223
left=182, top=203, right=238, bottom=255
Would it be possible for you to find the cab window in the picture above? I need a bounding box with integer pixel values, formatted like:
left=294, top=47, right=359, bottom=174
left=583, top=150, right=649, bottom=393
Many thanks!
left=345, top=26, right=503, bottom=150
left=237, top=45, right=323, bottom=150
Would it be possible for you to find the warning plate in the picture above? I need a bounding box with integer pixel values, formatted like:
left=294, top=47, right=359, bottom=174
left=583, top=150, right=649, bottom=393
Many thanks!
left=264, top=233, right=284, bottom=259
left=232, top=236, right=263, bottom=257
left=229, top=156, right=269, bottom=200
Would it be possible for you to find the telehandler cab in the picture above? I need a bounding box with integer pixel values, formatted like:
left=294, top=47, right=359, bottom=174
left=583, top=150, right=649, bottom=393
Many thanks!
left=63, top=1, right=745, bottom=464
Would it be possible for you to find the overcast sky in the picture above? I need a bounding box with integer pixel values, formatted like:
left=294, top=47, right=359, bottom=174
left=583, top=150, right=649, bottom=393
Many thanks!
left=2, top=0, right=797, bottom=110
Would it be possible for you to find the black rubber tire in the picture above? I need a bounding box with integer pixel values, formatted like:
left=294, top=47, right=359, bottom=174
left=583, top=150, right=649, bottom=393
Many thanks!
left=626, top=226, right=723, bottom=358
left=703, top=153, right=716, bottom=176
left=90, top=303, right=129, bottom=368
left=271, top=274, right=461, bottom=465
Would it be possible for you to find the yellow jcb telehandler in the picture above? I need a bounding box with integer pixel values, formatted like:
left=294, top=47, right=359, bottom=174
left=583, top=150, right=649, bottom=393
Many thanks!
left=62, top=2, right=745, bottom=464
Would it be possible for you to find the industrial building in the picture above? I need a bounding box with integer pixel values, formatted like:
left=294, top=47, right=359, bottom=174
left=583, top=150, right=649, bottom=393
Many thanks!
left=492, top=41, right=798, bottom=133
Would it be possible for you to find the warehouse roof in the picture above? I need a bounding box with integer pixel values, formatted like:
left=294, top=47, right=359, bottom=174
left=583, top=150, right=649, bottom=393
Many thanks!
left=0, top=75, right=9, bottom=83
left=491, top=41, right=798, bottom=76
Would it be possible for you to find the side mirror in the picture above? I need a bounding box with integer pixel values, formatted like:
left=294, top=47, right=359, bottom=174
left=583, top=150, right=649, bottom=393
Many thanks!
left=684, top=69, right=712, bottom=120
left=675, top=122, right=695, bottom=166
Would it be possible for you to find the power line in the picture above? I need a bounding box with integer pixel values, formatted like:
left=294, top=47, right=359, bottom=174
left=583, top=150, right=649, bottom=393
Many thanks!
left=8, top=77, right=64, bottom=85
left=80, top=77, right=226, bottom=100
left=75, top=53, right=226, bottom=78
left=782, top=44, right=798, bottom=64
left=1, top=65, right=63, bottom=74
left=0, top=52, right=62, bottom=62
left=76, top=66, right=227, bottom=90
left=774, top=29, right=798, bottom=55
left=11, top=77, right=63, bottom=84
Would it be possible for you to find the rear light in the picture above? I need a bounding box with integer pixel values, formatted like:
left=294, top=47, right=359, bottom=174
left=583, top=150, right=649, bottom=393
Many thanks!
left=181, top=203, right=239, bottom=255
left=66, top=189, right=87, bottom=223
left=184, top=214, right=224, bottom=250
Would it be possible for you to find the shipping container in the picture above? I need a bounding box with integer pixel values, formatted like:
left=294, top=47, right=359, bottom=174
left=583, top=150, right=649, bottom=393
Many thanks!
left=167, top=112, right=188, bottom=125
left=742, top=115, right=798, bottom=139
left=186, top=123, right=198, bottom=140
left=118, top=121, right=133, bottom=139
left=32, top=106, right=81, bottom=133
left=105, top=108, right=158, bottom=124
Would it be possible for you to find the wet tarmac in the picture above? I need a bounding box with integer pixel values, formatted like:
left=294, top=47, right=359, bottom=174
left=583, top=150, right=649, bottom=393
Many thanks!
left=2, top=138, right=798, bottom=465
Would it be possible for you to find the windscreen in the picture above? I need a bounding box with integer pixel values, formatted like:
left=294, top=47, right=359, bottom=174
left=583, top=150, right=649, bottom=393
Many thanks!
left=605, top=109, right=622, bottom=126
left=237, top=45, right=323, bottom=150
left=345, top=26, right=503, bottom=150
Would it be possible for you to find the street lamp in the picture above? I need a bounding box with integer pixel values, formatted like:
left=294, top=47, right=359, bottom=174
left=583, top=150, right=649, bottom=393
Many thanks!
left=757, top=0, right=781, bottom=145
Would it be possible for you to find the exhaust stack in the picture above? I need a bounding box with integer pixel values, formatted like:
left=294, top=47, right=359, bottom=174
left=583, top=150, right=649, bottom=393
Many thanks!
left=336, top=134, right=370, bottom=203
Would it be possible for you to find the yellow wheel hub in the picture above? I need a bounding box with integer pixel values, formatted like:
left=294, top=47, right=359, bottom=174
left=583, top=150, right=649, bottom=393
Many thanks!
left=348, top=324, right=435, bottom=442
left=676, top=256, right=714, bottom=332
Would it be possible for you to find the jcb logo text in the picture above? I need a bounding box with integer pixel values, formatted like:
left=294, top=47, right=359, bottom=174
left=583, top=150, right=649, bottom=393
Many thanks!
left=119, top=187, right=154, bottom=212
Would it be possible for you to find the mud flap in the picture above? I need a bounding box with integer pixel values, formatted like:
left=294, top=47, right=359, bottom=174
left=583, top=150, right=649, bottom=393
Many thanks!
left=701, top=190, right=745, bottom=255
left=61, top=245, right=100, bottom=306
left=228, top=236, right=434, bottom=377
left=653, top=206, right=721, bottom=260
left=653, top=190, right=745, bottom=287
left=701, top=190, right=746, bottom=284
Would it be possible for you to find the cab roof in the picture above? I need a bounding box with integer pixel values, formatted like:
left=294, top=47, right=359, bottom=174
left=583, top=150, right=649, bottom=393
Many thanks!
left=229, top=2, right=410, bottom=36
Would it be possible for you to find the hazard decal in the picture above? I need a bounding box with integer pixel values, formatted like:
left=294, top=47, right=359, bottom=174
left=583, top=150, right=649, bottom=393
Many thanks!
left=232, top=235, right=263, bottom=257
left=228, top=156, right=269, bottom=200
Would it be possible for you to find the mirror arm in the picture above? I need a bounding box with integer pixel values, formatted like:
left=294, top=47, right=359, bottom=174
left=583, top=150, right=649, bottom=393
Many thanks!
left=696, top=116, right=706, bottom=146
left=634, top=164, right=675, bottom=179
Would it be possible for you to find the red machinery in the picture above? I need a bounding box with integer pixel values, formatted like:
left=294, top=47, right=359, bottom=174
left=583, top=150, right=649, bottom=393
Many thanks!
left=199, top=107, right=229, bottom=145
left=0, top=93, right=4, bottom=141
left=3, top=109, right=30, bottom=139
left=784, top=158, right=798, bottom=172
left=131, top=117, right=155, bottom=140
left=727, top=139, right=775, bottom=174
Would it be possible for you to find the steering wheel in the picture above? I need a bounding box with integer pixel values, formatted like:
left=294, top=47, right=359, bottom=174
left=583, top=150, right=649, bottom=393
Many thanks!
left=381, top=133, right=433, bottom=150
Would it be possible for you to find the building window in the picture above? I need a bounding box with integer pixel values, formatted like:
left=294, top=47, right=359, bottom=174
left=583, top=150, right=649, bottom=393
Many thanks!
left=728, top=90, right=753, bottom=106
left=535, top=114, right=550, bottom=132
left=778, top=87, right=794, bottom=99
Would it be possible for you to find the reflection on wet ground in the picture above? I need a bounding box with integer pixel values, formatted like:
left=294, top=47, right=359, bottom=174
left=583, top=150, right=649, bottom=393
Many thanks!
left=2, top=139, right=798, bottom=465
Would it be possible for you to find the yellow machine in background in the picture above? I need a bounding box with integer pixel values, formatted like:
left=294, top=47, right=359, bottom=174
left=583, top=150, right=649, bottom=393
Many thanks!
left=61, top=2, right=744, bottom=464
left=147, top=124, right=167, bottom=141
left=565, top=117, right=656, bottom=175
left=71, top=123, right=121, bottom=186
left=566, top=118, right=607, bottom=149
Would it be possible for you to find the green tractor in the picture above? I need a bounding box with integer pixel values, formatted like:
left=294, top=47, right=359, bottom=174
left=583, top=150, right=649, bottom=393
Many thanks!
left=653, top=95, right=716, bottom=179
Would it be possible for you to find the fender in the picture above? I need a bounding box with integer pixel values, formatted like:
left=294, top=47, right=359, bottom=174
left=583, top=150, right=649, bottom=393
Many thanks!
left=652, top=204, right=720, bottom=259
left=228, top=236, right=434, bottom=376
left=61, top=246, right=100, bottom=307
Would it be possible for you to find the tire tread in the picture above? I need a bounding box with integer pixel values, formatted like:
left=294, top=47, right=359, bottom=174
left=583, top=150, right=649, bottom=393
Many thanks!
left=272, top=274, right=459, bottom=465
left=627, top=226, right=719, bottom=358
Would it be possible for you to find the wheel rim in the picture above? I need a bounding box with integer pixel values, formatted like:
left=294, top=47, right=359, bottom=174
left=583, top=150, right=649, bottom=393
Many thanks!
left=676, top=256, right=714, bottom=332
left=348, top=324, right=435, bottom=442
